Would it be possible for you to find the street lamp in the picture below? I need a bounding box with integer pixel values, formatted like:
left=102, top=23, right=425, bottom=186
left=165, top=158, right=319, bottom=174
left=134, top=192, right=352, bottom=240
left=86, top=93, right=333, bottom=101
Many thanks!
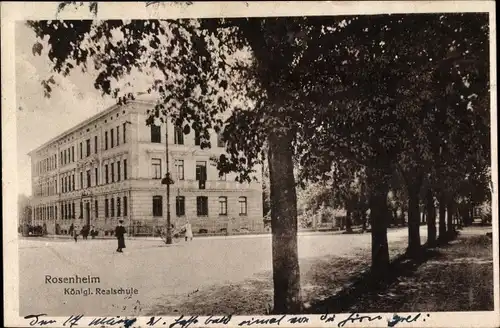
left=161, top=121, right=174, bottom=244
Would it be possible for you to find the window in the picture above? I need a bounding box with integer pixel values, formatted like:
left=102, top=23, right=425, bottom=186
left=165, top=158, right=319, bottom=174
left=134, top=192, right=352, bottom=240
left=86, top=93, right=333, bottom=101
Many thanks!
left=95, top=167, right=98, bottom=185
left=105, top=131, right=108, bottom=150
left=80, top=202, right=83, bottom=219
left=116, top=126, right=120, bottom=146
left=86, top=139, right=91, bottom=157
left=176, top=196, right=185, bottom=216
left=196, top=161, right=207, bottom=189
left=197, top=196, right=208, bottom=216
left=105, top=198, right=109, bottom=217
left=86, top=170, right=91, bottom=188
left=95, top=200, right=98, bottom=218
left=219, top=197, right=227, bottom=216
left=123, top=196, right=128, bottom=216
left=123, top=160, right=127, bottom=180
left=174, top=126, right=184, bottom=145
left=94, top=136, right=98, bottom=154
left=110, top=198, right=115, bottom=217
left=217, top=131, right=225, bottom=147
left=64, top=149, right=67, bottom=165
left=123, top=123, right=127, bottom=144
left=80, top=142, right=83, bottom=159
left=63, top=204, right=67, bottom=220
left=196, top=161, right=207, bottom=180
left=152, top=158, right=162, bottom=179
left=239, top=196, right=248, bottom=215
left=111, top=162, right=115, bottom=182
left=151, top=125, right=161, bottom=143
left=194, top=129, right=201, bottom=146
left=72, top=174, right=75, bottom=190
left=117, top=161, right=121, bottom=181
left=61, top=178, right=63, bottom=193
left=105, top=164, right=109, bottom=184
left=175, top=160, right=184, bottom=180
left=80, top=172, right=83, bottom=189
left=60, top=152, right=63, bottom=165
left=55, top=179, right=58, bottom=194
left=153, top=196, right=163, bottom=217
left=72, top=146, right=75, bottom=162
left=111, top=129, right=114, bottom=148
left=117, top=197, right=121, bottom=217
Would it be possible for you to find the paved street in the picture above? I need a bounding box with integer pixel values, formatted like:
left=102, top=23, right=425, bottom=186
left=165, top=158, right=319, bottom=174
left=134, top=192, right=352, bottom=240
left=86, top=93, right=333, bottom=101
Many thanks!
left=19, top=226, right=439, bottom=316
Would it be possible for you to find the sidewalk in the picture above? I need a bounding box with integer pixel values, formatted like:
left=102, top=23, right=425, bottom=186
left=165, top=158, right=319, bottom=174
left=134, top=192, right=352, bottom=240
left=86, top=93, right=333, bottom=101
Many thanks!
left=23, top=225, right=417, bottom=242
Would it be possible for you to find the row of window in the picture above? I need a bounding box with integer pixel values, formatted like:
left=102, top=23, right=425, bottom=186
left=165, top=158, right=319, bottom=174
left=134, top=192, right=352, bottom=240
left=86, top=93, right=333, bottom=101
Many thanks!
left=150, top=125, right=225, bottom=147
left=34, top=197, right=129, bottom=221
left=36, top=154, right=58, bottom=175
left=102, top=197, right=128, bottom=217
left=34, top=177, right=59, bottom=197
left=151, top=159, right=226, bottom=182
left=104, top=123, right=127, bottom=150
left=56, top=123, right=128, bottom=169
left=152, top=196, right=248, bottom=217
left=58, top=159, right=128, bottom=194
left=34, top=195, right=248, bottom=221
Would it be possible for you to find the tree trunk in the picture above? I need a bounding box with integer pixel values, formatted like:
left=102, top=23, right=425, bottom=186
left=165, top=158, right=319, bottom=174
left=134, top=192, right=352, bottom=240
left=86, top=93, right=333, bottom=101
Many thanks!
left=426, top=189, right=437, bottom=247
left=447, top=201, right=455, bottom=239
left=407, top=184, right=422, bottom=257
left=361, top=211, right=367, bottom=232
left=268, top=131, right=302, bottom=314
left=400, top=208, right=406, bottom=226
left=438, top=192, right=447, bottom=240
left=346, top=210, right=353, bottom=233
left=367, top=167, right=390, bottom=276
left=468, top=204, right=474, bottom=226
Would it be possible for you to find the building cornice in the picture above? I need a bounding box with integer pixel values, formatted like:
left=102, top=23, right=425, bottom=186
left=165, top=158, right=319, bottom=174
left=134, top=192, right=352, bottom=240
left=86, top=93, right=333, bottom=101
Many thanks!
left=28, top=99, right=157, bottom=157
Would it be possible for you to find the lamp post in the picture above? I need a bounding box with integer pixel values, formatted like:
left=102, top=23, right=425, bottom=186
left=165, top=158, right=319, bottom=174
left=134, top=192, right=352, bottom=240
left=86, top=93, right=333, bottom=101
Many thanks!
left=161, top=121, right=173, bottom=244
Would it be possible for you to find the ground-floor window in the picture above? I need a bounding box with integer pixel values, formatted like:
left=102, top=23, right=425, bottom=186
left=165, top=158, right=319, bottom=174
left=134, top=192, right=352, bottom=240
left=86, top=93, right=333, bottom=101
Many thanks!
left=153, top=196, right=163, bottom=217
left=197, top=196, right=208, bottom=216
left=111, top=198, right=115, bottom=217
left=123, top=196, right=128, bottom=216
left=239, top=196, right=247, bottom=215
left=176, top=196, right=185, bottom=216
left=105, top=198, right=109, bottom=217
left=219, top=196, right=227, bottom=215
left=117, top=197, right=121, bottom=217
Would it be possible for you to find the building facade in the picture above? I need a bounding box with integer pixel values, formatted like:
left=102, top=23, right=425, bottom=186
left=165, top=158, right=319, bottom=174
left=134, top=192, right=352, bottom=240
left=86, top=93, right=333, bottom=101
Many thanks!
left=28, top=100, right=264, bottom=236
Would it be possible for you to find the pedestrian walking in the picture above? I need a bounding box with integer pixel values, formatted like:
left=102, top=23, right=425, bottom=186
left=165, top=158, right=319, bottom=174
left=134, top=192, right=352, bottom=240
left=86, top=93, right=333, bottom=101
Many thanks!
left=72, top=226, right=79, bottom=243
left=115, top=219, right=127, bottom=253
left=81, top=225, right=89, bottom=240
left=184, top=220, right=193, bottom=242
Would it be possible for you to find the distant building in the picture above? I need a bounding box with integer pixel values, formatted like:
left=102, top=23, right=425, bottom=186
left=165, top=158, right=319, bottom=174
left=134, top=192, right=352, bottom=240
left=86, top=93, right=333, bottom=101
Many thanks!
left=28, top=100, right=264, bottom=236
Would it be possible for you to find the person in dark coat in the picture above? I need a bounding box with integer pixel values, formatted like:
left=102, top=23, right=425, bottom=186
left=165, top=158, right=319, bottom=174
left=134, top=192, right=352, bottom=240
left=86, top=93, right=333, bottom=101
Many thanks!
left=115, top=220, right=126, bottom=253
left=81, top=226, right=89, bottom=240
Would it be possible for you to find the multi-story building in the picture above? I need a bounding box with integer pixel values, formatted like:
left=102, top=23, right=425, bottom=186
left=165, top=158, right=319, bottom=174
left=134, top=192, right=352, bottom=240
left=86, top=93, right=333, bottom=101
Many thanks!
left=28, top=100, right=264, bottom=236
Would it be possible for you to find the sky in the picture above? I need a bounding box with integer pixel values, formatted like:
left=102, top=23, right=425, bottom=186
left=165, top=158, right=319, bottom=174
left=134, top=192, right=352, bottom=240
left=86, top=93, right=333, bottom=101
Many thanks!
left=15, top=21, right=117, bottom=196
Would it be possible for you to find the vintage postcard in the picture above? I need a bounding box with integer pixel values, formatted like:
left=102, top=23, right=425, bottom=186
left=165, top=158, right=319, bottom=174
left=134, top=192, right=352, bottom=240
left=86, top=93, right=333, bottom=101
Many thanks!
left=2, top=1, right=498, bottom=327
